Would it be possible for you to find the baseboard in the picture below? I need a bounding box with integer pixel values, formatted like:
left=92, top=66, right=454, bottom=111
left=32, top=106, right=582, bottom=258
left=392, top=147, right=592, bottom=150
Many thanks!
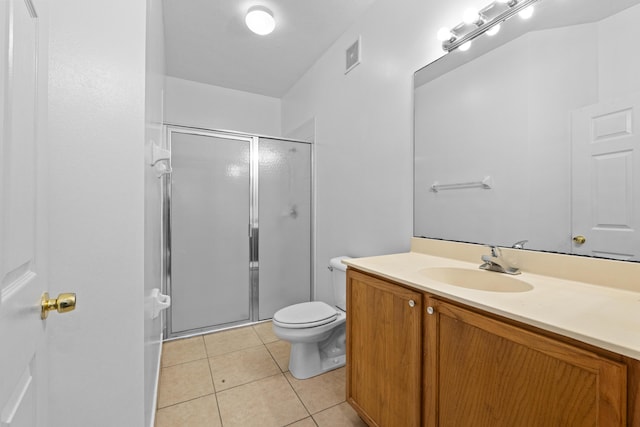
left=147, top=334, right=163, bottom=427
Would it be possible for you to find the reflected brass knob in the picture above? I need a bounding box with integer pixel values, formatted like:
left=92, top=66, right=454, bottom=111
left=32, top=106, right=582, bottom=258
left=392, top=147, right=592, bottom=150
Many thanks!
left=41, top=292, right=76, bottom=319
left=573, top=235, right=586, bottom=245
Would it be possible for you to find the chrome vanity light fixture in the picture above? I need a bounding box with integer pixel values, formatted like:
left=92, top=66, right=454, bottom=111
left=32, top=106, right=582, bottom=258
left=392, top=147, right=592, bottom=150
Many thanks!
left=437, top=0, right=539, bottom=52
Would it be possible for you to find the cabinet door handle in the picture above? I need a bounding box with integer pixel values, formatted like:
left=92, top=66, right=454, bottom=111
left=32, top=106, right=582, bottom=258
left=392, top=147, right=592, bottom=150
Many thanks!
left=427, top=306, right=434, bottom=315
left=408, top=299, right=415, bottom=307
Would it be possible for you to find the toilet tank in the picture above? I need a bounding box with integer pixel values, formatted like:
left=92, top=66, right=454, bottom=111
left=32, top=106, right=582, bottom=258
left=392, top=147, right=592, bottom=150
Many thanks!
left=329, top=256, right=351, bottom=311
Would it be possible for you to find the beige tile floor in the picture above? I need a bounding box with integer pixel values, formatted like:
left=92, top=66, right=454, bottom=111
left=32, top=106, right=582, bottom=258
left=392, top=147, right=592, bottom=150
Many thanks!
left=156, top=321, right=367, bottom=427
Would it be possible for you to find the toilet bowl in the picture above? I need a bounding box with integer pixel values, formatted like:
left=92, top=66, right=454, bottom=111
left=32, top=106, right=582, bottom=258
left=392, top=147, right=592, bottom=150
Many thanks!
left=272, top=256, right=350, bottom=379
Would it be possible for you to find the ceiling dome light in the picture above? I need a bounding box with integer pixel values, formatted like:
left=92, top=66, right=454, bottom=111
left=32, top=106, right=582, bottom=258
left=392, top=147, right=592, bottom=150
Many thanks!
left=486, top=23, right=501, bottom=36
left=518, top=5, right=534, bottom=19
left=245, top=6, right=275, bottom=35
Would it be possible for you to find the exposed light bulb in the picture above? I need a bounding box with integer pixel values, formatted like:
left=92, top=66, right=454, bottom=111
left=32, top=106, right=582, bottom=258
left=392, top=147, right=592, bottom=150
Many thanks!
left=245, top=6, right=275, bottom=35
left=437, top=27, right=454, bottom=41
left=518, top=5, right=534, bottom=19
left=486, top=23, right=501, bottom=36
left=463, top=8, right=480, bottom=24
left=459, top=40, right=472, bottom=51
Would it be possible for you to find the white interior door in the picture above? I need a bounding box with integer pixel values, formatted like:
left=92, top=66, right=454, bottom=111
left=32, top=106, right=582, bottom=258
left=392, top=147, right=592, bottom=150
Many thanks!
left=0, top=0, right=49, bottom=425
left=571, top=93, right=640, bottom=260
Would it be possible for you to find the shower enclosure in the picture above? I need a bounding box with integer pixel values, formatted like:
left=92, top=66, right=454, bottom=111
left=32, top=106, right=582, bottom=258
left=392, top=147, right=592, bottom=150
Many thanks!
left=162, top=126, right=312, bottom=338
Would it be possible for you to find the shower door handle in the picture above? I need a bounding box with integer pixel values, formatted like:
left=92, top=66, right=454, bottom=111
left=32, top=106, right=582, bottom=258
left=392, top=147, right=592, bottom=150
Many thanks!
left=249, top=226, right=259, bottom=265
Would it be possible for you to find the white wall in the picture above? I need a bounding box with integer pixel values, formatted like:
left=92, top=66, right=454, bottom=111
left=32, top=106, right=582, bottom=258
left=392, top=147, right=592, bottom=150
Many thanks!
left=281, top=0, right=481, bottom=304
left=47, top=0, right=147, bottom=426
left=144, top=0, right=165, bottom=425
left=165, top=76, right=282, bottom=136
left=598, top=3, right=640, bottom=100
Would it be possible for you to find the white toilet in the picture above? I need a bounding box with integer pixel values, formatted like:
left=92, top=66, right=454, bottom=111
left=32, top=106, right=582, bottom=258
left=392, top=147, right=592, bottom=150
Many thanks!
left=272, top=256, right=350, bottom=379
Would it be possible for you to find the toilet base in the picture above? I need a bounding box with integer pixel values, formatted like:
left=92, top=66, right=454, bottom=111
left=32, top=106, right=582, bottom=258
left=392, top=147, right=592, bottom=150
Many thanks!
left=288, top=324, right=346, bottom=379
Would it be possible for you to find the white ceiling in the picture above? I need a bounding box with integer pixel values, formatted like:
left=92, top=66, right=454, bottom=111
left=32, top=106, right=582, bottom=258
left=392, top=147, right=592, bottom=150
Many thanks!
left=163, top=0, right=378, bottom=98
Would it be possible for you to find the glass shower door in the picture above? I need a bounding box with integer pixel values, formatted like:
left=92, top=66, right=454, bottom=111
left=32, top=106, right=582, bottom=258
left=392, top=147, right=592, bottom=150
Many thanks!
left=258, top=139, right=312, bottom=319
left=169, top=131, right=251, bottom=334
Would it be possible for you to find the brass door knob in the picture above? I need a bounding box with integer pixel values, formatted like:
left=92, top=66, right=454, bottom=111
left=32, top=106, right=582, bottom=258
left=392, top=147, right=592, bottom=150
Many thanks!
left=573, top=235, right=586, bottom=245
left=41, top=292, right=76, bottom=319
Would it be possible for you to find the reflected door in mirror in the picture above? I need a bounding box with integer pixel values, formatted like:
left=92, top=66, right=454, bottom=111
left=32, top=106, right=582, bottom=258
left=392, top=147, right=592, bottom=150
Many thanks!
left=571, top=93, right=640, bottom=261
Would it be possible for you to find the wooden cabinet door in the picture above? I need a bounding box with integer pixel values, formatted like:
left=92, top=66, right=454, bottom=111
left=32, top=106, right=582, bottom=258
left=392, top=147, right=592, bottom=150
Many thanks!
left=347, top=269, right=423, bottom=426
left=425, top=297, right=627, bottom=427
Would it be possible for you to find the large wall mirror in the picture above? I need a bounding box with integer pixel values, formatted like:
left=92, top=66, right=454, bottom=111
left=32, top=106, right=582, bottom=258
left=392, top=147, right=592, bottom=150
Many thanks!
left=414, top=0, right=640, bottom=261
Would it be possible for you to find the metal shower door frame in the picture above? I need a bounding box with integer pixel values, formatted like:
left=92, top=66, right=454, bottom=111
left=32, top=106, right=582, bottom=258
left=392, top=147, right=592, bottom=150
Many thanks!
left=161, top=124, right=313, bottom=339
left=163, top=126, right=257, bottom=338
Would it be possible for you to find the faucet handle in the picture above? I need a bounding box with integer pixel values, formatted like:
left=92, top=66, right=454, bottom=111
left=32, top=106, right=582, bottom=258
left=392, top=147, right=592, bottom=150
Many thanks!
left=485, top=244, right=500, bottom=257
left=512, top=240, right=528, bottom=249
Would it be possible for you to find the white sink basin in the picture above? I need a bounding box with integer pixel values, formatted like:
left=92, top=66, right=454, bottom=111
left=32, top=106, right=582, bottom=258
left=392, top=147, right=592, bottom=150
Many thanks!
left=419, top=267, right=533, bottom=293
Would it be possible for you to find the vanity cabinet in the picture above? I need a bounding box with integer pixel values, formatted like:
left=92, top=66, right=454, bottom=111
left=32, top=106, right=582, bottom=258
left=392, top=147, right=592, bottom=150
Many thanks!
left=424, top=296, right=627, bottom=426
left=346, top=269, right=423, bottom=427
left=346, top=268, right=633, bottom=427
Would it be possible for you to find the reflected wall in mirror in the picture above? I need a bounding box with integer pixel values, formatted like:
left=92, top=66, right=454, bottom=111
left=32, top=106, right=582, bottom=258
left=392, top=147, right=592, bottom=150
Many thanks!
left=414, top=0, right=640, bottom=261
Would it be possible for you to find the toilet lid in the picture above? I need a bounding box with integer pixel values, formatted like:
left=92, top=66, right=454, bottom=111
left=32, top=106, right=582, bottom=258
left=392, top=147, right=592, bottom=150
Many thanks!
left=273, top=301, right=338, bottom=329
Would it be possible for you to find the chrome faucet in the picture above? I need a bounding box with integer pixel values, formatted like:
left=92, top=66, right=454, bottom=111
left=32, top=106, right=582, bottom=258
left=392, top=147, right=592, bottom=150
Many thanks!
left=480, top=245, right=521, bottom=275
left=511, top=240, right=528, bottom=249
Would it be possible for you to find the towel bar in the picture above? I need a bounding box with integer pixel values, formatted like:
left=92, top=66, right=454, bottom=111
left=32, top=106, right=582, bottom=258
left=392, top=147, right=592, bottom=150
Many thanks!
left=431, top=176, right=492, bottom=192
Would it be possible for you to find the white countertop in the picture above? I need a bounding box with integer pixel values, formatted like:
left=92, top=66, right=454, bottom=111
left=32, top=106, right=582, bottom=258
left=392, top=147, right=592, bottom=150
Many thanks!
left=343, top=251, right=640, bottom=360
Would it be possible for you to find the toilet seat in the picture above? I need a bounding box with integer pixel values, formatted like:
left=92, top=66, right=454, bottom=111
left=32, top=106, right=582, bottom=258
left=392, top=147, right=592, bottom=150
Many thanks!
left=273, top=301, right=338, bottom=329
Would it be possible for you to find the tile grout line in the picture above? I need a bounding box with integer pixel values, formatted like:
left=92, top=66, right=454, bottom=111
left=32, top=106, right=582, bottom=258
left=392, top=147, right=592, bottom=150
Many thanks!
left=312, top=400, right=348, bottom=417
left=282, top=414, right=319, bottom=427
left=204, top=346, right=224, bottom=427
left=264, top=340, right=289, bottom=374
left=207, top=343, right=283, bottom=393
left=286, top=368, right=350, bottom=415
left=283, top=370, right=315, bottom=418
left=254, top=323, right=293, bottom=421
left=160, top=354, right=208, bottom=369
left=280, top=372, right=314, bottom=426
left=252, top=324, right=270, bottom=345
left=155, top=391, right=216, bottom=411
left=160, top=334, right=208, bottom=369
left=207, top=342, right=266, bottom=360
left=214, top=370, right=284, bottom=395
left=156, top=355, right=216, bottom=411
